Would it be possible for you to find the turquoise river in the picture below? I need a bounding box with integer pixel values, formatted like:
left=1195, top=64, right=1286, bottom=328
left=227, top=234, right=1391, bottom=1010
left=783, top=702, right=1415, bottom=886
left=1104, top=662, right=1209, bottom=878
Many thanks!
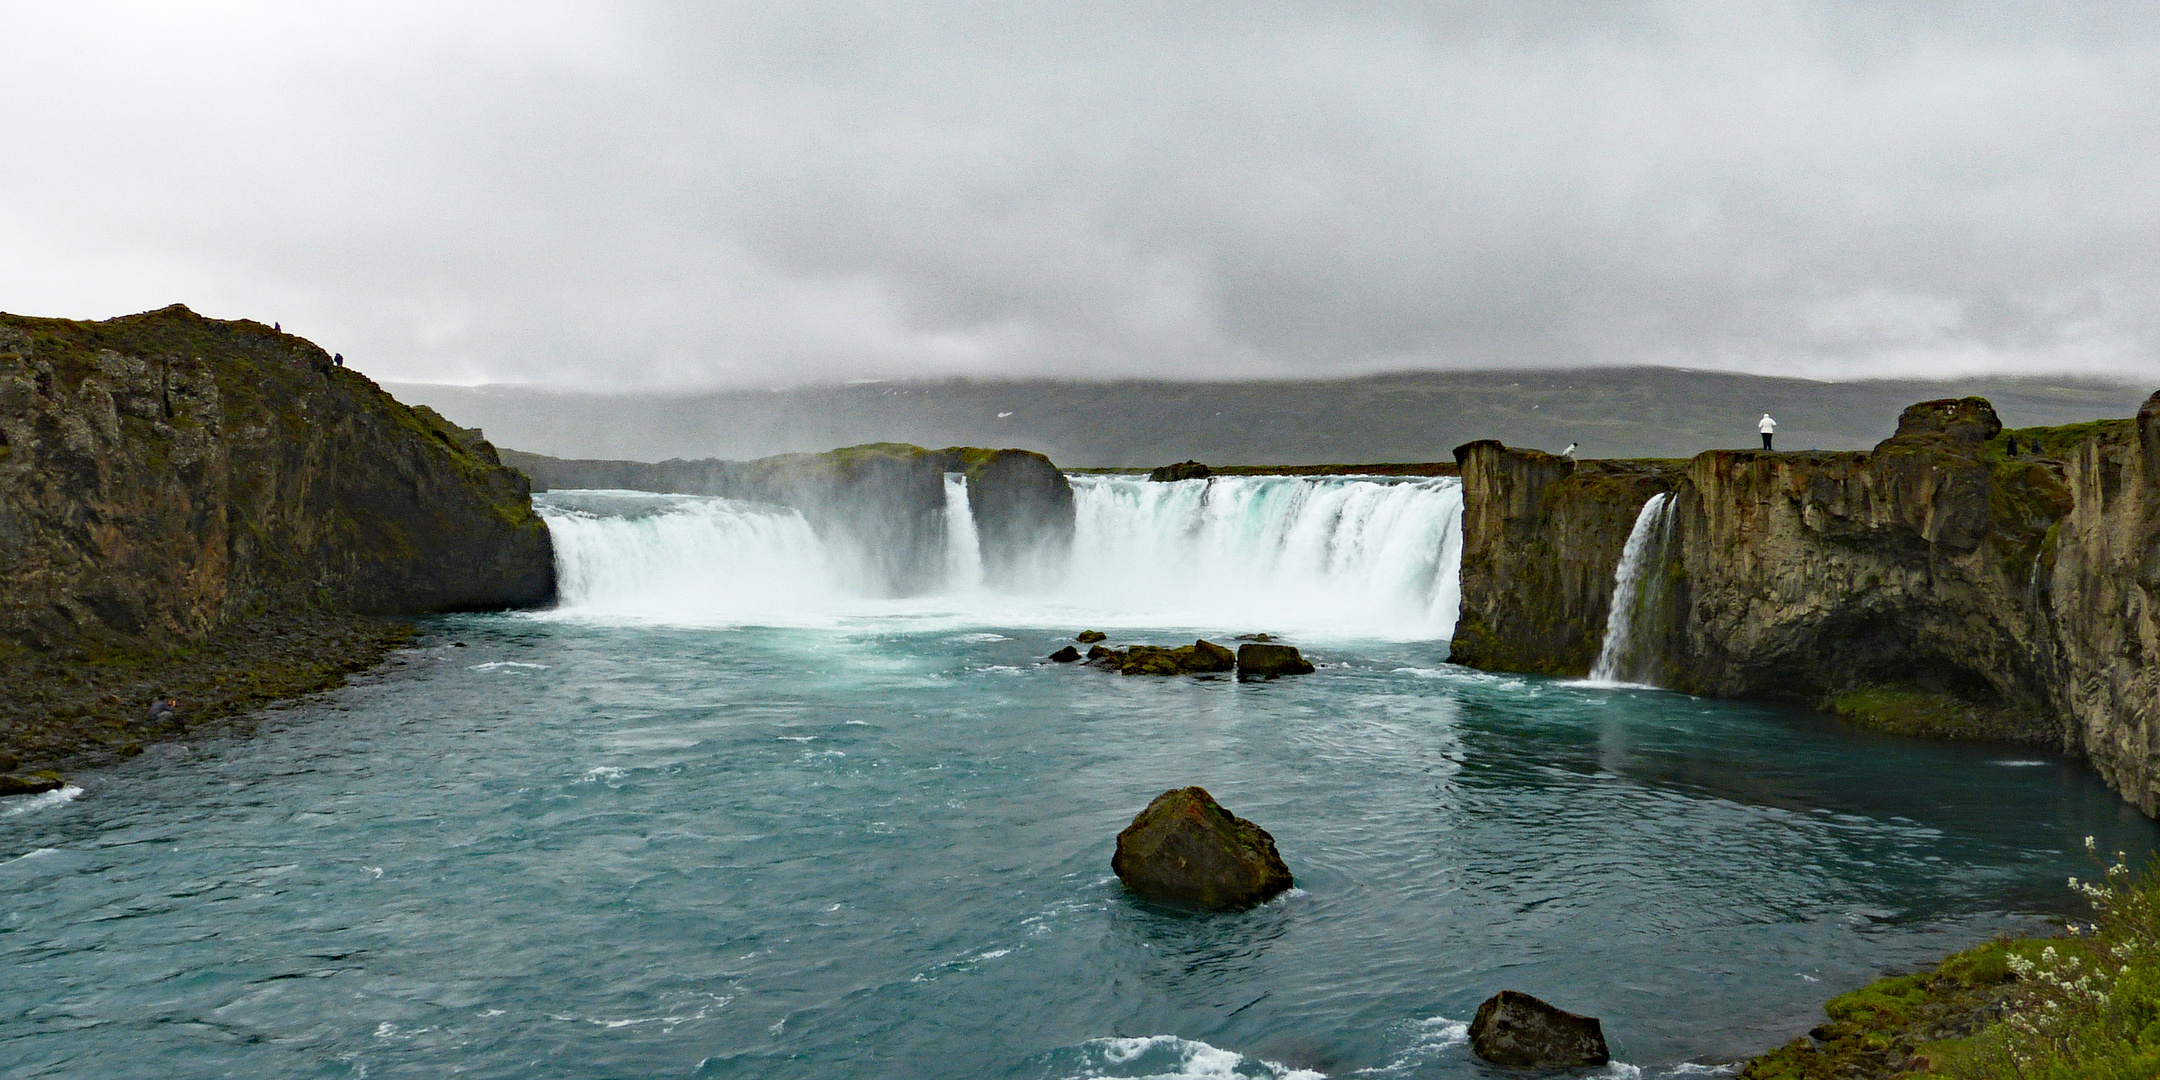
left=1, top=476, right=2152, bottom=1079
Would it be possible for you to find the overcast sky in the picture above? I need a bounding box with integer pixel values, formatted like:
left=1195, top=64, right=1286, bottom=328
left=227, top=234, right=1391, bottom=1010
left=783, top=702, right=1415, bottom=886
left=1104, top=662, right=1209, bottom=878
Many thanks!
left=3, top=2, right=2157, bottom=389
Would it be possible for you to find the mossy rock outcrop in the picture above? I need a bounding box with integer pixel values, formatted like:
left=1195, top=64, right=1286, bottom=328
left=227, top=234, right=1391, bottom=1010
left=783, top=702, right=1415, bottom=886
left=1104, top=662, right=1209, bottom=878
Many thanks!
left=1236, top=643, right=1313, bottom=679
left=1111, top=786, right=1292, bottom=911
left=0, top=305, right=553, bottom=770
left=0, top=305, right=554, bottom=647
left=1148, top=460, right=1212, bottom=482
left=1090, top=639, right=1236, bottom=676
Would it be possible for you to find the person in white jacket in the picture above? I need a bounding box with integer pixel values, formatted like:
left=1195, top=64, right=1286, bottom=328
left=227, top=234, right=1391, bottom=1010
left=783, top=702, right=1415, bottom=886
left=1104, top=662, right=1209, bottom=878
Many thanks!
left=1758, top=413, right=1777, bottom=450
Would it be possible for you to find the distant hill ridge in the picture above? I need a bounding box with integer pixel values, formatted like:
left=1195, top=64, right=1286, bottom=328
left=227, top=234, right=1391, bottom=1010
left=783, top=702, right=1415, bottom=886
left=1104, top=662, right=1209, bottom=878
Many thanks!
left=390, top=369, right=2146, bottom=468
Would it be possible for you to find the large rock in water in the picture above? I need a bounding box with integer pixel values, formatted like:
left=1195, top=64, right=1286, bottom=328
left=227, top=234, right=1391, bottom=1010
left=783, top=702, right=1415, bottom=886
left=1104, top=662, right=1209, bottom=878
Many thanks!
left=1236, top=643, right=1313, bottom=679
left=1111, top=787, right=1293, bottom=910
left=1097, top=639, right=1237, bottom=676
left=1468, top=990, right=1611, bottom=1068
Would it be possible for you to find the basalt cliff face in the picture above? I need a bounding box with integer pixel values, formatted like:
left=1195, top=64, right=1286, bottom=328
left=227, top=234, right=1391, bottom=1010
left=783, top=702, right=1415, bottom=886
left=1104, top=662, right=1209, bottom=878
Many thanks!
left=502, top=443, right=1075, bottom=595
left=2049, top=395, right=2160, bottom=813
left=0, top=305, right=555, bottom=650
left=1452, top=394, right=2160, bottom=815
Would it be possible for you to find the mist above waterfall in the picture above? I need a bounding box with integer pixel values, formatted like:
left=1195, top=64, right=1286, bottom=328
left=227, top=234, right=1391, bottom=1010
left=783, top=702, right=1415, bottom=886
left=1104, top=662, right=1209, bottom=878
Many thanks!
left=533, top=475, right=1464, bottom=640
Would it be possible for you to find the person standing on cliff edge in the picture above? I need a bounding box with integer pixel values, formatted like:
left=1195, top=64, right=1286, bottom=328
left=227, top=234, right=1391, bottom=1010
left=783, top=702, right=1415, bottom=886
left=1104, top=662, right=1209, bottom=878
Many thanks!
left=1758, top=413, right=1777, bottom=450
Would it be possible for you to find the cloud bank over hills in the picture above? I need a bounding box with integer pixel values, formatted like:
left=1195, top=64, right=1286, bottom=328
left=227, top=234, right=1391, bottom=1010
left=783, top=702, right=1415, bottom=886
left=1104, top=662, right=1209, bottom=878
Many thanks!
left=5, top=2, right=2158, bottom=388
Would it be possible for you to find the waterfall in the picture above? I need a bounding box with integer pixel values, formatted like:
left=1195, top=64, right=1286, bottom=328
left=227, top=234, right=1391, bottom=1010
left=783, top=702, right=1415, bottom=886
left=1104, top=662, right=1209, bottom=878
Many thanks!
left=533, top=475, right=1465, bottom=639
left=943, top=473, right=984, bottom=592
left=1066, top=475, right=1464, bottom=640
left=1588, top=492, right=1676, bottom=685
left=536, top=490, right=840, bottom=625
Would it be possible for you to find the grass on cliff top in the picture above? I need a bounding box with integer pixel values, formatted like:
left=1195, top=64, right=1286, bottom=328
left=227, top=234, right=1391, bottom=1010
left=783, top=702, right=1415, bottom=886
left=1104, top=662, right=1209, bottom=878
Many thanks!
left=1742, top=849, right=2160, bottom=1080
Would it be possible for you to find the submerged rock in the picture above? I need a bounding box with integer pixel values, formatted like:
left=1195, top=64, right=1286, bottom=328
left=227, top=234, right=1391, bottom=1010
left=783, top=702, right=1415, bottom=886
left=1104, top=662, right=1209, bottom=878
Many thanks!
left=1075, top=630, right=1107, bottom=644
left=1111, top=786, right=1293, bottom=910
left=1102, top=639, right=1236, bottom=676
left=1147, top=460, right=1212, bottom=482
left=1236, top=643, right=1313, bottom=679
left=0, top=774, right=64, bottom=798
left=1048, top=645, right=1082, bottom=663
left=1467, top=990, right=1610, bottom=1069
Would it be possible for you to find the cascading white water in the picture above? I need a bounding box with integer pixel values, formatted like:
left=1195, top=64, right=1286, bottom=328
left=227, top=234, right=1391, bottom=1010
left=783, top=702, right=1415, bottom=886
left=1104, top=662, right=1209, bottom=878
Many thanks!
left=533, top=475, right=1466, bottom=640
left=1065, top=475, right=1464, bottom=640
left=942, top=474, right=984, bottom=592
left=536, top=491, right=841, bottom=625
left=1588, top=492, right=1674, bottom=685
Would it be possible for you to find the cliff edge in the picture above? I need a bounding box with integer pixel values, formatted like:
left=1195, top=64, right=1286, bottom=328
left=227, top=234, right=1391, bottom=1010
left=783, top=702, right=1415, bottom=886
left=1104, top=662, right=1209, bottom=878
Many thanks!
left=1451, top=393, right=2160, bottom=815
left=0, top=305, right=555, bottom=766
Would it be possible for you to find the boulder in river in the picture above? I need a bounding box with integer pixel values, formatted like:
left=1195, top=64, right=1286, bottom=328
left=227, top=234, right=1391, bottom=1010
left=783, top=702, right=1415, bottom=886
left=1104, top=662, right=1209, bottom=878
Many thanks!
left=1111, top=786, right=1293, bottom=910
left=1107, top=639, right=1236, bottom=676
left=1048, top=645, right=1082, bottom=663
left=0, top=774, right=65, bottom=798
left=1467, top=990, right=1610, bottom=1069
left=1236, top=643, right=1314, bottom=679
left=1075, top=630, right=1107, bottom=643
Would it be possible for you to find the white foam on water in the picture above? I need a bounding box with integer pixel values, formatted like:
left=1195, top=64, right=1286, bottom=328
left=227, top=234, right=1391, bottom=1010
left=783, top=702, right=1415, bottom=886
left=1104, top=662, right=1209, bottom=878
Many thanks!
left=1065, top=1035, right=1326, bottom=1079
left=0, top=786, right=82, bottom=817
left=2, top=847, right=57, bottom=865
left=469, top=661, right=549, bottom=672
left=1991, top=760, right=2051, bottom=767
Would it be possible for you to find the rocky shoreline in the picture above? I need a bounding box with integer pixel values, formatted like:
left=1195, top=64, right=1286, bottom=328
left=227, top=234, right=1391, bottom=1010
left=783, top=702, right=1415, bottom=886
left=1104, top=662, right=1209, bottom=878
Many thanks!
left=0, top=610, right=418, bottom=775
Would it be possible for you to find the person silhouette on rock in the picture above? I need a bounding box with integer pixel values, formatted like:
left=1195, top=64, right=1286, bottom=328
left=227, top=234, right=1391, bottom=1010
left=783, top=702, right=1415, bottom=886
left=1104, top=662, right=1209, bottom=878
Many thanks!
left=1758, top=414, right=1777, bottom=451
left=146, top=694, right=179, bottom=725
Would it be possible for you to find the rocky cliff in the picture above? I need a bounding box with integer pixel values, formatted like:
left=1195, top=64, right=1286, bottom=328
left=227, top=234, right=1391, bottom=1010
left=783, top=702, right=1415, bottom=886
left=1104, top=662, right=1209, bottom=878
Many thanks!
left=2049, top=395, right=2160, bottom=813
left=1451, top=393, right=2160, bottom=814
left=501, top=442, right=1074, bottom=595
left=0, top=305, right=555, bottom=647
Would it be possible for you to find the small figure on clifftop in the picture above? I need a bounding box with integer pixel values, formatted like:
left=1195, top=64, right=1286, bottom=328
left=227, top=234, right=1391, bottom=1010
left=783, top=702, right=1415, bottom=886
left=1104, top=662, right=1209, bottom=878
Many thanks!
left=1561, top=442, right=1577, bottom=459
left=333, top=353, right=344, bottom=367
left=145, top=695, right=179, bottom=726
left=1758, top=413, right=1777, bottom=450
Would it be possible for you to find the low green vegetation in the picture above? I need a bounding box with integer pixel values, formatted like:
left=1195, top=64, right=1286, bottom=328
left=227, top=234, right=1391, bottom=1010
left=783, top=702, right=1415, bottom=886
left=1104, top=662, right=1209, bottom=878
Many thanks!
left=1929, top=846, right=2160, bottom=1079
left=1743, top=847, right=2160, bottom=1079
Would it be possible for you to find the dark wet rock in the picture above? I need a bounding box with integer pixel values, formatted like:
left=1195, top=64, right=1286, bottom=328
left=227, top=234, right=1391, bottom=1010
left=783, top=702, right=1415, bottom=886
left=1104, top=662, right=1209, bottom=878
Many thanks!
left=1102, top=639, right=1236, bottom=676
left=1234, top=632, right=1274, bottom=642
left=0, top=753, right=16, bottom=773
left=1085, top=644, right=1114, bottom=661
left=1148, top=460, right=1212, bottom=482
left=1468, top=990, right=1610, bottom=1069
left=1075, top=630, right=1106, bottom=643
left=1048, top=645, right=1082, bottom=663
left=1111, top=786, right=1293, bottom=910
left=0, top=774, right=64, bottom=798
left=1236, top=643, right=1313, bottom=679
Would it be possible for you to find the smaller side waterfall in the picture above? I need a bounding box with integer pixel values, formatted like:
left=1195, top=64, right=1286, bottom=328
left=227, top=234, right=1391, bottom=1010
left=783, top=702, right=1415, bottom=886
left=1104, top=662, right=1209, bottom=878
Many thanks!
left=1589, top=492, right=1676, bottom=685
left=943, top=473, right=984, bottom=592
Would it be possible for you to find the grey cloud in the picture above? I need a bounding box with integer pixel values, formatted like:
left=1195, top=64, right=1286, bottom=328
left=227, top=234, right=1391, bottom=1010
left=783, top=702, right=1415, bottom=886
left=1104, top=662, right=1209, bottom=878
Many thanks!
left=1, top=1, right=2156, bottom=387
